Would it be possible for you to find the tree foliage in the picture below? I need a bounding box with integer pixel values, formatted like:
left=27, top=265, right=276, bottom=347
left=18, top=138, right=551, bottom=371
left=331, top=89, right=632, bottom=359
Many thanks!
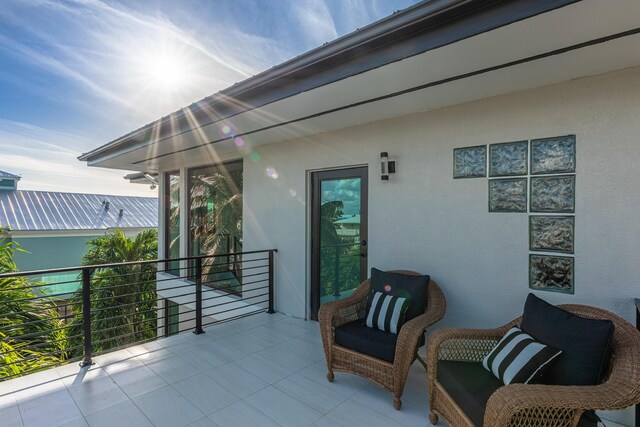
left=189, top=169, right=243, bottom=290
left=0, top=242, right=66, bottom=379
left=318, top=200, right=360, bottom=297
left=67, top=229, right=158, bottom=356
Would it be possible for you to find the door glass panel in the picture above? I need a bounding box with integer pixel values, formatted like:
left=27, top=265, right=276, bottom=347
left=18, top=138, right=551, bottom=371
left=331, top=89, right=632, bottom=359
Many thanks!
left=319, top=178, right=362, bottom=306
left=188, top=161, right=243, bottom=295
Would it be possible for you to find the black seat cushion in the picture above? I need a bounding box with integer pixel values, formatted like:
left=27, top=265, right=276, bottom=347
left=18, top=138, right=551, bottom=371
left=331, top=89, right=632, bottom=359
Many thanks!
left=335, top=320, right=399, bottom=362
left=437, top=361, right=503, bottom=427
left=334, top=318, right=427, bottom=364
left=369, top=268, right=430, bottom=322
left=437, top=361, right=598, bottom=427
left=520, top=293, right=614, bottom=386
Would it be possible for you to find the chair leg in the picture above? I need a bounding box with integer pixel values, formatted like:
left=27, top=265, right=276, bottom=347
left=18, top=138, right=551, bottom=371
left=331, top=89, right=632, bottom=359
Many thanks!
left=327, top=370, right=334, bottom=382
left=429, top=412, right=439, bottom=425
left=393, top=397, right=402, bottom=410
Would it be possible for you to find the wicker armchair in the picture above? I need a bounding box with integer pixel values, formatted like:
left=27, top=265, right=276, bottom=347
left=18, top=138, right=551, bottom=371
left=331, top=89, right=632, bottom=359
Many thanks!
left=319, top=271, right=446, bottom=410
left=427, top=304, right=640, bottom=427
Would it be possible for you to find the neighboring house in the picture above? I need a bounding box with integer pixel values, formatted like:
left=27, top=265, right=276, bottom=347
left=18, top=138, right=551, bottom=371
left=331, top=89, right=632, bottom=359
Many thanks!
left=0, top=170, right=21, bottom=191
left=334, top=214, right=360, bottom=239
left=79, top=2, right=640, bottom=423
left=0, top=170, right=158, bottom=300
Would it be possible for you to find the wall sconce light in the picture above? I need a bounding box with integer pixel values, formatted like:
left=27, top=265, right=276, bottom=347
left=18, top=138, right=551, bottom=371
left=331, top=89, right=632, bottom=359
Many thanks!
left=380, top=152, right=396, bottom=181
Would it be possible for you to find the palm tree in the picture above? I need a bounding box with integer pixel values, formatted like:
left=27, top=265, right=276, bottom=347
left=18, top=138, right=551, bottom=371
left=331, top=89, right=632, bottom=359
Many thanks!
left=189, top=169, right=243, bottom=292
left=67, top=229, right=158, bottom=356
left=0, top=242, right=66, bottom=378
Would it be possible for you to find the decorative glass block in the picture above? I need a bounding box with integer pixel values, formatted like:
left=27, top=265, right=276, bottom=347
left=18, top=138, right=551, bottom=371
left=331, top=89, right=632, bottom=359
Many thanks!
left=529, top=216, right=574, bottom=253
left=489, top=141, right=528, bottom=177
left=529, top=254, right=574, bottom=294
left=530, top=175, right=575, bottom=213
left=531, top=135, right=576, bottom=175
left=489, top=178, right=527, bottom=212
left=453, top=146, right=486, bottom=178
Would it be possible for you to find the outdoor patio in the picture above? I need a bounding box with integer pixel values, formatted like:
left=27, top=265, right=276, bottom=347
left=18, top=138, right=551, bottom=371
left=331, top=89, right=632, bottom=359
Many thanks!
left=0, top=312, right=434, bottom=427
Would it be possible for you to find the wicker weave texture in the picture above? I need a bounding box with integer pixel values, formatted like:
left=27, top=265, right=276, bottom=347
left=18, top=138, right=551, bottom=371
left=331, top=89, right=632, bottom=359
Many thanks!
left=427, top=304, right=640, bottom=427
left=319, top=271, right=446, bottom=409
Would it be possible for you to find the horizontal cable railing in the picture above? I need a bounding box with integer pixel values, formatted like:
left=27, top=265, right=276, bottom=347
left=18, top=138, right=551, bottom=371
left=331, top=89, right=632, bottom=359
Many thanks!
left=0, top=249, right=277, bottom=382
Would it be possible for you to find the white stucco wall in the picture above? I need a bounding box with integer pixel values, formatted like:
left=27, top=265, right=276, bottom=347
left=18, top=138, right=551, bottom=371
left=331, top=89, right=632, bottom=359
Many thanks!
left=159, top=66, right=640, bottom=424
left=242, top=66, right=640, bottom=424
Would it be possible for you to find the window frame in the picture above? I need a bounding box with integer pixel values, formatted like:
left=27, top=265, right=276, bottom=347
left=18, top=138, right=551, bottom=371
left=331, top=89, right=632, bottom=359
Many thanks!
left=163, top=170, right=181, bottom=275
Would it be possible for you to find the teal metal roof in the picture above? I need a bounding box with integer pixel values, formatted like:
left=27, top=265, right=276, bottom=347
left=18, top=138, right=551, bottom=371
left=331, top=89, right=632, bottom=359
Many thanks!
left=0, top=190, right=157, bottom=232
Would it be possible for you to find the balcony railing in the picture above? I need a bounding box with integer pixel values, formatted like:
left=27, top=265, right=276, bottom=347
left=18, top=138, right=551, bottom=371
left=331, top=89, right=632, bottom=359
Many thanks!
left=0, top=249, right=277, bottom=382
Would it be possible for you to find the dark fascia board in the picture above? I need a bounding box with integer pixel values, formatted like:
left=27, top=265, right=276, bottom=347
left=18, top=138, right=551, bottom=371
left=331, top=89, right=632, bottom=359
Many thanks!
left=79, top=0, right=580, bottom=164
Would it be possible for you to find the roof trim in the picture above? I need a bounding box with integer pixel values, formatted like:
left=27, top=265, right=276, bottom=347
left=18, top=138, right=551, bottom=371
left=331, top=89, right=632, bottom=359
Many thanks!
left=80, top=0, right=580, bottom=164
left=131, top=25, right=640, bottom=165
left=0, top=170, right=21, bottom=180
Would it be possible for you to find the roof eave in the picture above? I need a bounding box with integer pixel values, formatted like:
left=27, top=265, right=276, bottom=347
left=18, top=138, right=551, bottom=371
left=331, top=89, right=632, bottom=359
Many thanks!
left=80, top=0, right=581, bottom=165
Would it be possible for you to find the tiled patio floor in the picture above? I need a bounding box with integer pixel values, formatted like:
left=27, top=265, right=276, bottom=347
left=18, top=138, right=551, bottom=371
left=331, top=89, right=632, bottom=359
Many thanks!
left=0, top=313, right=436, bottom=427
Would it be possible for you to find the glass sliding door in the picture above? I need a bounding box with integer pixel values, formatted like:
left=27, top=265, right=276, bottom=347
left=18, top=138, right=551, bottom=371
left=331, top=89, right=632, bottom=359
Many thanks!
left=188, top=160, right=243, bottom=294
left=311, top=167, right=368, bottom=320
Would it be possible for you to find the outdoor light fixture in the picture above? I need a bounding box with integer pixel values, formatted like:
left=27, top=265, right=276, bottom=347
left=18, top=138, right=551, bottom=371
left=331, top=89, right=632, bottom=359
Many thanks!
left=380, top=152, right=396, bottom=181
left=143, top=173, right=158, bottom=190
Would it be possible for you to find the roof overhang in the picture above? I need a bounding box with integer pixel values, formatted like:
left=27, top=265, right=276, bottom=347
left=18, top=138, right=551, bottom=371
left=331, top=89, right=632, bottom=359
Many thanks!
left=80, top=0, right=640, bottom=172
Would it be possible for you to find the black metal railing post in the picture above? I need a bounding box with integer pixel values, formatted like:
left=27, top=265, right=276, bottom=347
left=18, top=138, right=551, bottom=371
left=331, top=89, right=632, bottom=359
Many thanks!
left=193, top=257, right=205, bottom=334
left=80, top=267, right=94, bottom=367
left=163, top=298, right=171, bottom=338
left=267, top=250, right=275, bottom=314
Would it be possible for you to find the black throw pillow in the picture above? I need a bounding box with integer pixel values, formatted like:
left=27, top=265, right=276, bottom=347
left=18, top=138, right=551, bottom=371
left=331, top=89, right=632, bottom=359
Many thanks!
left=368, top=268, right=430, bottom=323
left=520, top=293, right=614, bottom=386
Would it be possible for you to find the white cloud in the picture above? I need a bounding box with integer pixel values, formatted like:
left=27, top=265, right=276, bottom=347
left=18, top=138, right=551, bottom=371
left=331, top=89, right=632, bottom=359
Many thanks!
left=290, top=0, right=338, bottom=47
left=0, top=120, right=156, bottom=197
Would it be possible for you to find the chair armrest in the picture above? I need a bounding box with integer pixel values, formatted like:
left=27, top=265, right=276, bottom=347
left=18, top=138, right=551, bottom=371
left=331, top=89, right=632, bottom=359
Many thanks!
left=392, top=311, right=432, bottom=379
left=395, top=297, right=447, bottom=364
left=426, top=322, right=517, bottom=400
left=318, top=282, right=370, bottom=365
left=318, top=282, right=370, bottom=330
left=427, top=326, right=511, bottom=363
left=485, top=382, right=635, bottom=427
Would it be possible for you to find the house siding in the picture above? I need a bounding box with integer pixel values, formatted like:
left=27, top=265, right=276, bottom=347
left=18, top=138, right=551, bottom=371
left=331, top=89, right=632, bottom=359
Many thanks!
left=243, top=66, right=640, bottom=334
left=10, top=235, right=96, bottom=272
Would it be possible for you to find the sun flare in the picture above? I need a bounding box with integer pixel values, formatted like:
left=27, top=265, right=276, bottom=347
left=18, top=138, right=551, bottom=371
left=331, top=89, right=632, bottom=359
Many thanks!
left=140, top=53, right=187, bottom=90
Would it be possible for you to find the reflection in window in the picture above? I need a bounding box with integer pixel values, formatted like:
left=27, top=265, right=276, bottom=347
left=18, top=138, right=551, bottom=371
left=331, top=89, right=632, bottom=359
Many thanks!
left=188, top=161, right=243, bottom=295
left=165, top=171, right=180, bottom=274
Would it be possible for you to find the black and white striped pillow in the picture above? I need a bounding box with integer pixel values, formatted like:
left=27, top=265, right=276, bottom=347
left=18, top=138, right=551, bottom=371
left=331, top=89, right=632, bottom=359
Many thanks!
left=365, top=291, right=410, bottom=334
left=483, top=327, right=562, bottom=384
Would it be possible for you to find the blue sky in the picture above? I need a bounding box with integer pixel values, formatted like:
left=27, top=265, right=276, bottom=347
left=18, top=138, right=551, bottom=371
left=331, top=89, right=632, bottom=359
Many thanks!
left=0, top=0, right=419, bottom=196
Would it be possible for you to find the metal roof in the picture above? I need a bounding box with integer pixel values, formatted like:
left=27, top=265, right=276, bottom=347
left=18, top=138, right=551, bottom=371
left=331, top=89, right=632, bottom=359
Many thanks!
left=0, top=170, right=21, bottom=179
left=0, top=190, right=157, bottom=232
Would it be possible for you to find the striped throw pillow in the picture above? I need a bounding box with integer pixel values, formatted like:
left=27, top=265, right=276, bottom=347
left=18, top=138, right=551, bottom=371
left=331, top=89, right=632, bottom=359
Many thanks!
left=365, top=291, right=410, bottom=334
left=483, top=327, right=562, bottom=385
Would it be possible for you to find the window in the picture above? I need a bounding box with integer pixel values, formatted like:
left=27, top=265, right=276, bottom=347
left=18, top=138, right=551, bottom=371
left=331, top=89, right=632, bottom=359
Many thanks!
left=164, top=171, right=180, bottom=275
left=188, top=161, right=243, bottom=294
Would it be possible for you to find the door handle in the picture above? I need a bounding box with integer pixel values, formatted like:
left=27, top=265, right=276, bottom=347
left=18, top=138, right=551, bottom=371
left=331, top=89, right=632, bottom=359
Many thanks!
left=361, top=239, right=367, bottom=246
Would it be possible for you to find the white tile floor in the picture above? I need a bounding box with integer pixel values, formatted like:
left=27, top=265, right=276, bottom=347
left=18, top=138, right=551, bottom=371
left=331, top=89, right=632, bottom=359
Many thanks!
left=0, top=313, right=435, bottom=427
left=0, top=313, right=628, bottom=427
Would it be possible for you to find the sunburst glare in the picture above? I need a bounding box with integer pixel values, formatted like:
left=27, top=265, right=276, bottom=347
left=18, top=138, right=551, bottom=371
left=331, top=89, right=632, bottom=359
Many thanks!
left=141, top=53, right=188, bottom=90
